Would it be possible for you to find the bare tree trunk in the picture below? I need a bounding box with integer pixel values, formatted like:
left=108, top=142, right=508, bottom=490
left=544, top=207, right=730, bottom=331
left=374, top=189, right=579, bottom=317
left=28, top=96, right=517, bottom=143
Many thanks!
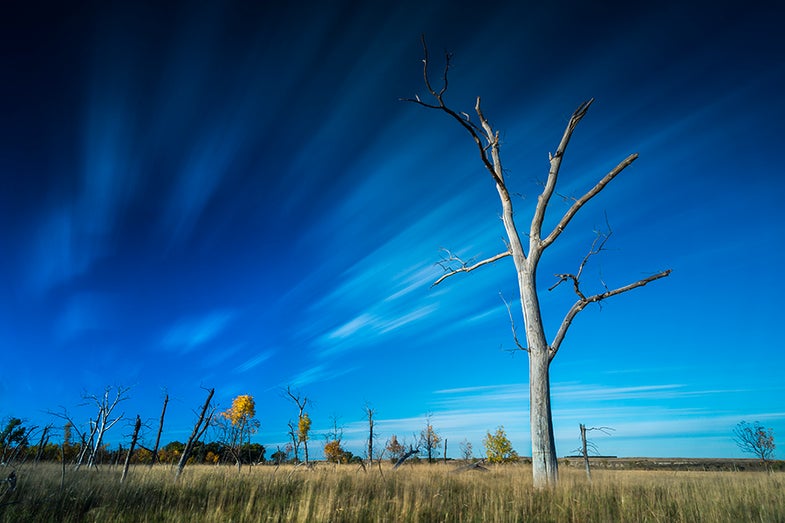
left=406, top=37, right=671, bottom=488
left=285, top=387, right=310, bottom=465
left=524, top=285, right=559, bottom=489
left=75, top=423, right=97, bottom=470
left=580, top=424, right=591, bottom=481
left=443, top=439, right=447, bottom=464
left=121, top=415, right=141, bottom=483
left=35, top=426, right=50, bottom=463
left=150, top=394, right=168, bottom=468
left=529, top=347, right=558, bottom=486
left=287, top=420, right=300, bottom=463
left=176, top=388, right=215, bottom=480
left=393, top=446, right=419, bottom=469
left=365, top=406, right=375, bottom=467
left=85, top=386, right=130, bottom=469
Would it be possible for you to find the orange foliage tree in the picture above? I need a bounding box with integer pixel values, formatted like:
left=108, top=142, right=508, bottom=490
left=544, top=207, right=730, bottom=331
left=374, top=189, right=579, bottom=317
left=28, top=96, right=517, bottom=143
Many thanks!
left=323, top=439, right=348, bottom=464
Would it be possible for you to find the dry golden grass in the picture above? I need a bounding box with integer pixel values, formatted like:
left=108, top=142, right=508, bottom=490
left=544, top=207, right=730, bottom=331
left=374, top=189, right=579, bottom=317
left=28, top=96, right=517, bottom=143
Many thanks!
left=0, top=462, right=783, bottom=522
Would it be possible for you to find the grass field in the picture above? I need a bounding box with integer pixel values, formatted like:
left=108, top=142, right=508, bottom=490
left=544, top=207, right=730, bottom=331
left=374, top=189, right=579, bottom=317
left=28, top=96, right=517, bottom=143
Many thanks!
left=1, top=461, right=783, bottom=522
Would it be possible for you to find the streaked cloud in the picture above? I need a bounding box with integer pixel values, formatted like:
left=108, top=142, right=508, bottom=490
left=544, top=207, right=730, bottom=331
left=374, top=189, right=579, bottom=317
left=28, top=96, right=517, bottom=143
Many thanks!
left=235, top=350, right=274, bottom=373
left=288, top=364, right=354, bottom=388
left=161, top=310, right=236, bottom=353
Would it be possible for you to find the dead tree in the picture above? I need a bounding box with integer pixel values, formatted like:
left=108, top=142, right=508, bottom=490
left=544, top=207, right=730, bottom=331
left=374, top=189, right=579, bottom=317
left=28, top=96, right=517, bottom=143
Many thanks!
left=121, top=415, right=142, bottom=483
left=285, top=386, right=311, bottom=465
left=404, top=36, right=671, bottom=487
left=577, top=424, right=614, bottom=481
left=452, top=460, right=488, bottom=473
left=286, top=420, right=300, bottom=463
left=393, top=445, right=420, bottom=469
left=580, top=424, right=591, bottom=481
left=149, top=393, right=168, bottom=467
left=51, top=386, right=130, bottom=470
left=176, top=387, right=215, bottom=480
left=364, top=405, right=376, bottom=467
left=34, top=425, right=52, bottom=464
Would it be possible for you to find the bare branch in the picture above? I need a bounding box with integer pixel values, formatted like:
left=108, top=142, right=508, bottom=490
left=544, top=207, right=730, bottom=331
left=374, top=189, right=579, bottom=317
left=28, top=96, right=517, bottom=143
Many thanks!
left=530, top=99, right=594, bottom=244
left=432, top=250, right=511, bottom=287
left=548, top=217, right=613, bottom=299
left=540, top=153, right=638, bottom=251
left=475, top=97, right=506, bottom=188
left=499, top=292, right=528, bottom=352
left=401, top=38, right=502, bottom=190
left=176, top=387, right=215, bottom=479
left=586, top=426, right=615, bottom=436
left=549, top=269, right=672, bottom=361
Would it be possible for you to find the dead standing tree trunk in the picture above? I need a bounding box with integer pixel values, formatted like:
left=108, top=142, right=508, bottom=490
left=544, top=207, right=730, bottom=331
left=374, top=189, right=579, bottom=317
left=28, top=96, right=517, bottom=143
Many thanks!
left=365, top=405, right=375, bottom=468
left=404, top=37, right=671, bottom=488
left=577, top=424, right=614, bottom=482
left=121, top=415, right=142, bottom=483
left=176, top=388, right=215, bottom=480
left=149, top=393, right=168, bottom=468
left=285, top=386, right=310, bottom=466
left=52, top=385, right=130, bottom=470
left=580, top=424, right=591, bottom=481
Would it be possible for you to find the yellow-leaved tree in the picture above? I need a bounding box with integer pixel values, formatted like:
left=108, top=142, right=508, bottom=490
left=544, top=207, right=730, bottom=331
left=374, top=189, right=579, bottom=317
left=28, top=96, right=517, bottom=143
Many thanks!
left=298, top=413, right=312, bottom=464
left=483, top=426, right=519, bottom=464
left=217, top=394, right=260, bottom=472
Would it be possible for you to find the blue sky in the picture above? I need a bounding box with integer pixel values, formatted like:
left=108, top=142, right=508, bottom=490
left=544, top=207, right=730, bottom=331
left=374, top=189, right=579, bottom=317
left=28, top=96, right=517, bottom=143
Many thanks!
left=1, top=0, right=783, bottom=459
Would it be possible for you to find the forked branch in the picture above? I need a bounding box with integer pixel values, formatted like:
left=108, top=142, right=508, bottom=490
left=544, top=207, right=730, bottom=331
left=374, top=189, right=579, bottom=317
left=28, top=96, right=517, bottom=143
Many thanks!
left=549, top=218, right=613, bottom=300
left=432, top=249, right=511, bottom=287
left=401, top=36, right=505, bottom=189
left=549, top=269, right=672, bottom=361
left=539, top=153, right=638, bottom=251
left=531, top=99, right=593, bottom=243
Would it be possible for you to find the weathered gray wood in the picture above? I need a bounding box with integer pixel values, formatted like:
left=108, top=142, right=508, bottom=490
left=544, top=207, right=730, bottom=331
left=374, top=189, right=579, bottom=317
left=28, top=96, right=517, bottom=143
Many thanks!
left=176, top=388, right=215, bottom=480
left=149, top=394, right=168, bottom=468
left=393, top=446, right=419, bottom=469
left=580, top=424, right=591, bottom=481
left=405, top=36, right=671, bottom=488
left=452, top=460, right=488, bottom=473
left=121, top=415, right=141, bottom=483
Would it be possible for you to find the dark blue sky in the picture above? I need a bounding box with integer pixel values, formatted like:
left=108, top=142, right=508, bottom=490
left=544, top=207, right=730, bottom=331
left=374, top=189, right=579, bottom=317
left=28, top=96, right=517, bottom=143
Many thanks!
left=1, top=0, right=783, bottom=458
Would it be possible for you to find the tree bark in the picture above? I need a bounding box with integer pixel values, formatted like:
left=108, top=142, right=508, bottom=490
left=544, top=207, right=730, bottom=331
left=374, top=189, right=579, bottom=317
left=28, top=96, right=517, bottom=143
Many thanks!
left=580, top=424, right=592, bottom=481
left=150, top=394, right=168, bottom=468
left=406, top=38, right=670, bottom=488
left=176, top=388, right=214, bottom=480
left=366, top=406, right=374, bottom=466
left=529, top=342, right=558, bottom=487
left=121, top=415, right=141, bottom=483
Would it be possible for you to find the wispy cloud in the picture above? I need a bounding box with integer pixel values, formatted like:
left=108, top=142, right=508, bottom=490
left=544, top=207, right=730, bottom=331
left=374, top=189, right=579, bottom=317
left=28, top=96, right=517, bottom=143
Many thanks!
left=318, top=304, right=437, bottom=356
left=161, top=310, right=235, bottom=353
left=326, top=313, right=376, bottom=340
left=235, top=350, right=274, bottom=373
left=288, top=364, right=354, bottom=388
left=554, top=383, right=685, bottom=401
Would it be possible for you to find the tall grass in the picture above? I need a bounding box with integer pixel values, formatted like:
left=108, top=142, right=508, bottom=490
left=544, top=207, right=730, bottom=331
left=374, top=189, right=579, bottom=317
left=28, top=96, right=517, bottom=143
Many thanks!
left=1, top=462, right=783, bottom=522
